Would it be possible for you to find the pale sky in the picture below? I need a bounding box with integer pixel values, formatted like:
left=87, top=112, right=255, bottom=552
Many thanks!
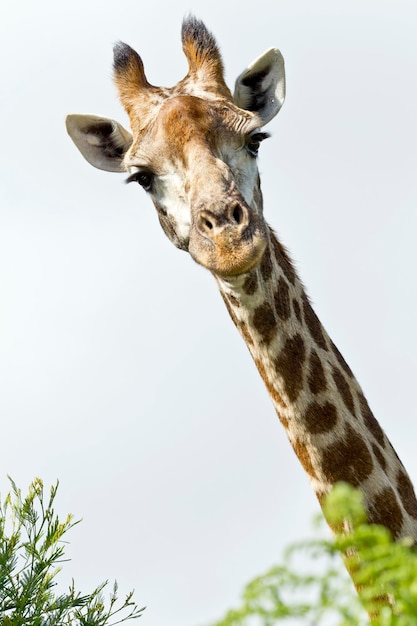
left=1, top=1, right=416, bottom=625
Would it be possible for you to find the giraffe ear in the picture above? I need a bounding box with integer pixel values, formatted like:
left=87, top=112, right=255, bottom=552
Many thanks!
left=234, top=48, right=285, bottom=124
left=65, top=114, right=132, bottom=172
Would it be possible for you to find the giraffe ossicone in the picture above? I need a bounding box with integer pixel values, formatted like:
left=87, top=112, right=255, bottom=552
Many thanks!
left=66, top=15, right=417, bottom=562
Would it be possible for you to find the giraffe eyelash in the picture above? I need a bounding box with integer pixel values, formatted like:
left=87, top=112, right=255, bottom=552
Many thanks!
left=246, top=132, right=270, bottom=157
left=125, top=169, right=154, bottom=191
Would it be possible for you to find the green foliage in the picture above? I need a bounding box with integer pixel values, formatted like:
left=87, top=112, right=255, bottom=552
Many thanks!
left=3, top=478, right=416, bottom=626
left=324, top=484, right=417, bottom=625
left=209, top=483, right=417, bottom=626
left=0, top=477, right=145, bottom=626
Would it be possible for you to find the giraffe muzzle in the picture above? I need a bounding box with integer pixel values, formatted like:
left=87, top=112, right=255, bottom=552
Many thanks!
left=190, top=201, right=267, bottom=276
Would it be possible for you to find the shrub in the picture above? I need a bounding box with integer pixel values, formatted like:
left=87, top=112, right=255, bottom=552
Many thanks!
left=0, top=477, right=144, bottom=626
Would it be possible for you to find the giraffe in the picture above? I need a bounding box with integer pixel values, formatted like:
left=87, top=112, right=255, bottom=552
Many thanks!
left=66, top=15, right=417, bottom=561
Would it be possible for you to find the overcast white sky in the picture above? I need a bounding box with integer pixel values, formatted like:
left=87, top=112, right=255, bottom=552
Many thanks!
left=1, top=1, right=417, bottom=625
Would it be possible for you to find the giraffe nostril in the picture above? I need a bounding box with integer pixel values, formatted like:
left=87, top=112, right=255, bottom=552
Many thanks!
left=197, top=204, right=249, bottom=240
left=232, top=204, right=244, bottom=225
left=197, top=211, right=217, bottom=236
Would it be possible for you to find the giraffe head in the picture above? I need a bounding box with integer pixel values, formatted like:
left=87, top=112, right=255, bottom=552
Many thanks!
left=66, top=17, right=285, bottom=277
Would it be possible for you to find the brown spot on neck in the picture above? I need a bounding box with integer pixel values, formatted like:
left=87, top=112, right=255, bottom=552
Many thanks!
left=274, top=334, right=306, bottom=402
left=242, top=271, right=258, bottom=296
left=358, top=392, right=385, bottom=447
left=397, top=470, right=417, bottom=520
left=253, top=302, right=277, bottom=344
left=321, top=423, right=374, bottom=486
left=308, top=350, right=327, bottom=395
left=372, top=444, right=387, bottom=471
left=273, top=276, right=291, bottom=321
left=260, top=246, right=273, bottom=282
left=303, top=400, right=338, bottom=434
left=369, top=487, right=404, bottom=538
left=292, top=298, right=302, bottom=322
left=302, top=294, right=328, bottom=351
left=332, top=366, right=355, bottom=414
left=330, top=341, right=354, bottom=378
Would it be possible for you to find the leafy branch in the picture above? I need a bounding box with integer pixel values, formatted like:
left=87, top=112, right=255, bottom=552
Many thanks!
left=208, top=483, right=417, bottom=626
left=0, top=477, right=145, bottom=626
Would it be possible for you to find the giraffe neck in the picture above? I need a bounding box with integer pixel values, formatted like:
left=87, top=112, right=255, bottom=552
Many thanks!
left=216, top=227, right=417, bottom=541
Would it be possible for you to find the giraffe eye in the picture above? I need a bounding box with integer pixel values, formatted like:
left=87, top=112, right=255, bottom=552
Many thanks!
left=246, top=132, right=270, bottom=157
left=125, top=170, right=154, bottom=191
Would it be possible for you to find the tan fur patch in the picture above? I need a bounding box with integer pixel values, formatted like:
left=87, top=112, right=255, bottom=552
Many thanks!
left=238, top=320, right=254, bottom=347
left=227, top=294, right=240, bottom=308
left=293, top=440, right=317, bottom=478
left=220, top=291, right=238, bottom=327
left=255, top=358, right=286, bottom=408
